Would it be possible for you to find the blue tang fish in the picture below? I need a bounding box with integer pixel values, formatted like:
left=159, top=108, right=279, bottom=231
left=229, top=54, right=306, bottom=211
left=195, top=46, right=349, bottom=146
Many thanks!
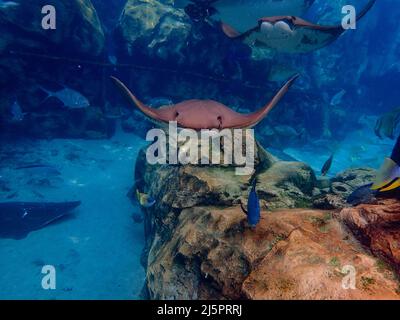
left=240, top=180, right=260, bottom=228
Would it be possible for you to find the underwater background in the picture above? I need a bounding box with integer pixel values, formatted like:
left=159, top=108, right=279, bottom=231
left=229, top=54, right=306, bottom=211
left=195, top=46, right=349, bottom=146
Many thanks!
left=1, top=0, right=400, bottom=300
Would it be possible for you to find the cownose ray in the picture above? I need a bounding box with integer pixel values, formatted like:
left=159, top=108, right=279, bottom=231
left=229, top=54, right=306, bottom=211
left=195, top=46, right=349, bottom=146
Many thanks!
left=0, top=201, right=81, bottom=239
left=221, top=0, right=376, bottom=53
left=111, top=74, right=299, bottom=130
left=174, top=0, right=316, bottom=32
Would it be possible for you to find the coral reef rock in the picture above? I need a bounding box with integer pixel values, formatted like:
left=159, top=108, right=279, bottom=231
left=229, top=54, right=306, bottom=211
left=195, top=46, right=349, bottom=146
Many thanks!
left=136, top=140, right=400, bottom=300
left=136, top=134, right=275, bottom=210
left=0, top=0, right=107, bottom=139
left=135, top=137, right=316, bottom=212
left=339, top=198, right=400, bottom=276
left=0, top=0, right=104, bottom=56
left=146, top=206, right=400, bottom=300
left=117, top=0, right=191, bottom=63
left=257, top=161, right=316, bottom=209
left=313, top=168, right=376, bottom=210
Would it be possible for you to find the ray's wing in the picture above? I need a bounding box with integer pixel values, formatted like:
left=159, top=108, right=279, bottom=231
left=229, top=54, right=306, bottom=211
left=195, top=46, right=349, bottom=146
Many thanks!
left=221, top=22, right=259, bottom=42
left=292, top=0, right=376, bottom=32
left=0, top=201, right=80, bottom=239
left=111, top=76, right=165, bottom=122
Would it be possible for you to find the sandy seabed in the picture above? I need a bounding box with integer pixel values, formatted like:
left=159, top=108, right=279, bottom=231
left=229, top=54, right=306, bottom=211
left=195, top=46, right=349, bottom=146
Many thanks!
left=0, top=128, right=147, bottom=300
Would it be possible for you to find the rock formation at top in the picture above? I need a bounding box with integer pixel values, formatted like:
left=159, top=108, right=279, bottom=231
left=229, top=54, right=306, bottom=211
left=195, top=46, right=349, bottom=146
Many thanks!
left=0, top=0, right=107, bottom=138
left=0, top=0, right=104, bottom=57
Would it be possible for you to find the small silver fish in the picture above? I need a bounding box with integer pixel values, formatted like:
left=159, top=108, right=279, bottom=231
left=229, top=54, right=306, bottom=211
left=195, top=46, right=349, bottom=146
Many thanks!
left=41, top=86, right=90, bottom=109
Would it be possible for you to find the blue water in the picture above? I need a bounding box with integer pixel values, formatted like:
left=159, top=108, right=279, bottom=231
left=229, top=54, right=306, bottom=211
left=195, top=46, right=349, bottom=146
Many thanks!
left=0, top=0, right=399, bottom=299
left=0, top=129, right=147, bottom=299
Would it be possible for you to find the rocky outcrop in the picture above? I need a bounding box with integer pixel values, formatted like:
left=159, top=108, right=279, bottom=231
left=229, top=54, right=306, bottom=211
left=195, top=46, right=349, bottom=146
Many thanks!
left=0, top=0, right=104, bottom=56
left=0, top=0, right=107, bottom=139
left=135, top=136, right=316, bottom=213
left=313, top=168, right=376, bottom=210
left=118, top=0, right=190, bottom=64
left=146, top=206, right=400, bottom=299
left=333, top=168, right=376, bottom=192
left=114, top=0, right=281, bottom=108
left=136, top=138, right=400, bottom=300
left=257, top=161, right=316, bottom=209
left=339, top=198, right=400, bottom=276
